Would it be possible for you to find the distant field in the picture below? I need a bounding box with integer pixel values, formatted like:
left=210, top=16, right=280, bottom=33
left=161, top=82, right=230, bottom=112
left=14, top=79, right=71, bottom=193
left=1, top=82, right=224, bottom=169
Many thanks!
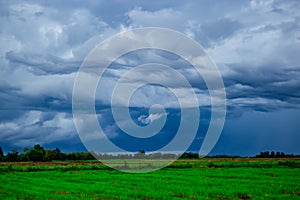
left=0, top=158, right=299, bottom=199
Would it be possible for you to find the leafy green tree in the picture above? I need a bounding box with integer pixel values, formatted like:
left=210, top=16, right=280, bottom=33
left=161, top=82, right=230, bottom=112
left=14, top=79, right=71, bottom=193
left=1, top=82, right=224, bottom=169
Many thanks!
left=23, top=147, right=30, bottom=154
left=27, top=144, right=46, bottom=162
left=270, top=151, right=275, bottom=158
left=139, top=150, right=145, bottom=154
left=18, top=153, right=27, bottom=161
left=45, top=150, right=56, bottom=161
left=6, top=149, right=19, bottom=161
left=134, top=150, right=146, bottom=159
left=276, top=151, right=281, bottom=158
left=0, top=146, right=4, bottom=161
left=54, top=148, right=61, bottom=160
left=59, top=152, right=67, bottom=161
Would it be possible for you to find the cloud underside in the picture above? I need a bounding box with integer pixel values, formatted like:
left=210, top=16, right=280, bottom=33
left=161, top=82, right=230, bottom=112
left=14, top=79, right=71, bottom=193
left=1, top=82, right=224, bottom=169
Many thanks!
left=0, top=0, right=300, bottom=153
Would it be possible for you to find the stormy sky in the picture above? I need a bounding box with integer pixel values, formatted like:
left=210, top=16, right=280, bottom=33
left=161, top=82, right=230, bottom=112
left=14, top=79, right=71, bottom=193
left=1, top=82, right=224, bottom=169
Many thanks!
left=0, top=0, right=300, bottom=156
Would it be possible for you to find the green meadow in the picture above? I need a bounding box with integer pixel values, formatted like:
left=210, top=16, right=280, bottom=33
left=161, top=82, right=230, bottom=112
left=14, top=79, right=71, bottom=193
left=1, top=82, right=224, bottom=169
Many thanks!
left=0, top=159, right=299, bottom=199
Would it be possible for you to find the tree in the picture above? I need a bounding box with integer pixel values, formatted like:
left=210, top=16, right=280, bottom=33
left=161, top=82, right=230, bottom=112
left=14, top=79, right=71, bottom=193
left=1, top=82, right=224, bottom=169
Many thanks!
left=134, top=150, right=146, bottom=159
left=0, top=147, right=4, bottom=160
left=45, top=150, right=57, bottom=161
left=6, top=149, right=19, bottom=161
left=27, top=144, right=46, bottom=162
left=54, top=148, right=61, bottom=160
left=270, top=151, right=275, bottom=158
left=276, top=151, right=281, bottom=158
left=256, top=151, right=288, bottom=158
left=138, top=150, right=145, bottom=154
left=18, top=153, right=27, bottom=161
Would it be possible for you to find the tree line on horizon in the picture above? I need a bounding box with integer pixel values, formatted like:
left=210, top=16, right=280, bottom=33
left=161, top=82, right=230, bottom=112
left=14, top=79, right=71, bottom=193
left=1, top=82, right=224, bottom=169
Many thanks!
left=0, top=145, right=95, bottom=162
left=0, top=145, right=298, bottom=162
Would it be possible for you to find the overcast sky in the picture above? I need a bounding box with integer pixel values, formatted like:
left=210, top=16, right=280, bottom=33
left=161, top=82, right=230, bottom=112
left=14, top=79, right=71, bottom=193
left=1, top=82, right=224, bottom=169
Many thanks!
left=0, top=0, right=300, bottom=156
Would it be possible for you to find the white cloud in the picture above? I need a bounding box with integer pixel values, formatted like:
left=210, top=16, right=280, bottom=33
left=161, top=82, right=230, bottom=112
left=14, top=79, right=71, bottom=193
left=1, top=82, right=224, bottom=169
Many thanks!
left=127, top=7, right=184, bottom=29
left=0, top=111, right=76, bottom=147
left=0, top=67, right=75, bottom=100
left=0, top=2, right=116, bottom=76
left=1, top=0, right=300, bottom=153
left=138, top=113, right=166, bottom=125
left=208, top=0, right=300, bottom=68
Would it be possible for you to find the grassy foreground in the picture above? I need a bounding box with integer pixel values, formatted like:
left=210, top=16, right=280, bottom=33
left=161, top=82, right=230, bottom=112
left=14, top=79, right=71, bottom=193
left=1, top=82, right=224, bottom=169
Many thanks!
left=0, top=159, right=299, bottom=199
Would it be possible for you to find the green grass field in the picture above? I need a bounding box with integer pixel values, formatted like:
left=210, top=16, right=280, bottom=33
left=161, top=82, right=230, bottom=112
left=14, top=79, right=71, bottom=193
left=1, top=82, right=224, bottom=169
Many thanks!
left=0, top=159, right=299, bottom=199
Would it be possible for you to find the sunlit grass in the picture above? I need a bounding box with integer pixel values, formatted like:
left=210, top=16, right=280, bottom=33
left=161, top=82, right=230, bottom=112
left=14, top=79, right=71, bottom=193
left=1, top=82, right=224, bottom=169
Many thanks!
left=0, top=159, right=299, bottom=199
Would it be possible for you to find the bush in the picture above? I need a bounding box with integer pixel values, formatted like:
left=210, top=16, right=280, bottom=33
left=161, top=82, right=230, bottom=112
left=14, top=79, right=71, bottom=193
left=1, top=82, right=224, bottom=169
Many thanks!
left=207, top=162, right=216, bottom=168
left=278, top=161, right=300, bottom=168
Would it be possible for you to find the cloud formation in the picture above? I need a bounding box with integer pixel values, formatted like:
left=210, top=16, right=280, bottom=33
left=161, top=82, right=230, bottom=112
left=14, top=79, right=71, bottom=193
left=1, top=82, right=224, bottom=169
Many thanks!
left=0, top=0, right=299, bottom=154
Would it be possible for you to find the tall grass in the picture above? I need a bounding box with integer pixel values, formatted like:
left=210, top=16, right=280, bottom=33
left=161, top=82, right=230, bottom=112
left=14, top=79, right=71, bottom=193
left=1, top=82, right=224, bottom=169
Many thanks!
left=1, top=160, right=299, bottom=199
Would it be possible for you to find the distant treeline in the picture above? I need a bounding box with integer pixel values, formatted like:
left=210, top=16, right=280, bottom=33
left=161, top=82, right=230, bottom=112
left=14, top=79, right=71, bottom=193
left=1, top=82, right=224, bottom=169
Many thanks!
left=255, top=151, right=297, bottom=158
left=0, top=145, right=299, bottom=162
left=0, top=145, right=95, bottom=162
left=180, top=151, right=299, bottom=159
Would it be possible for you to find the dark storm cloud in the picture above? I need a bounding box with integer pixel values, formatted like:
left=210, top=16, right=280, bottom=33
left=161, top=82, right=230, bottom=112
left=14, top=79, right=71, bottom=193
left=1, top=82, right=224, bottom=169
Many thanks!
left=6, top=51, right=80, bottom=75
left=0, top=89, right=72, bottom=114
left=212, top=109, right=300, bottom=156
left=223, top=64, right=300, bottom=114
left=0, top=111, right=76, bottom=150
left=0, top=0, right=299, bottom=154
